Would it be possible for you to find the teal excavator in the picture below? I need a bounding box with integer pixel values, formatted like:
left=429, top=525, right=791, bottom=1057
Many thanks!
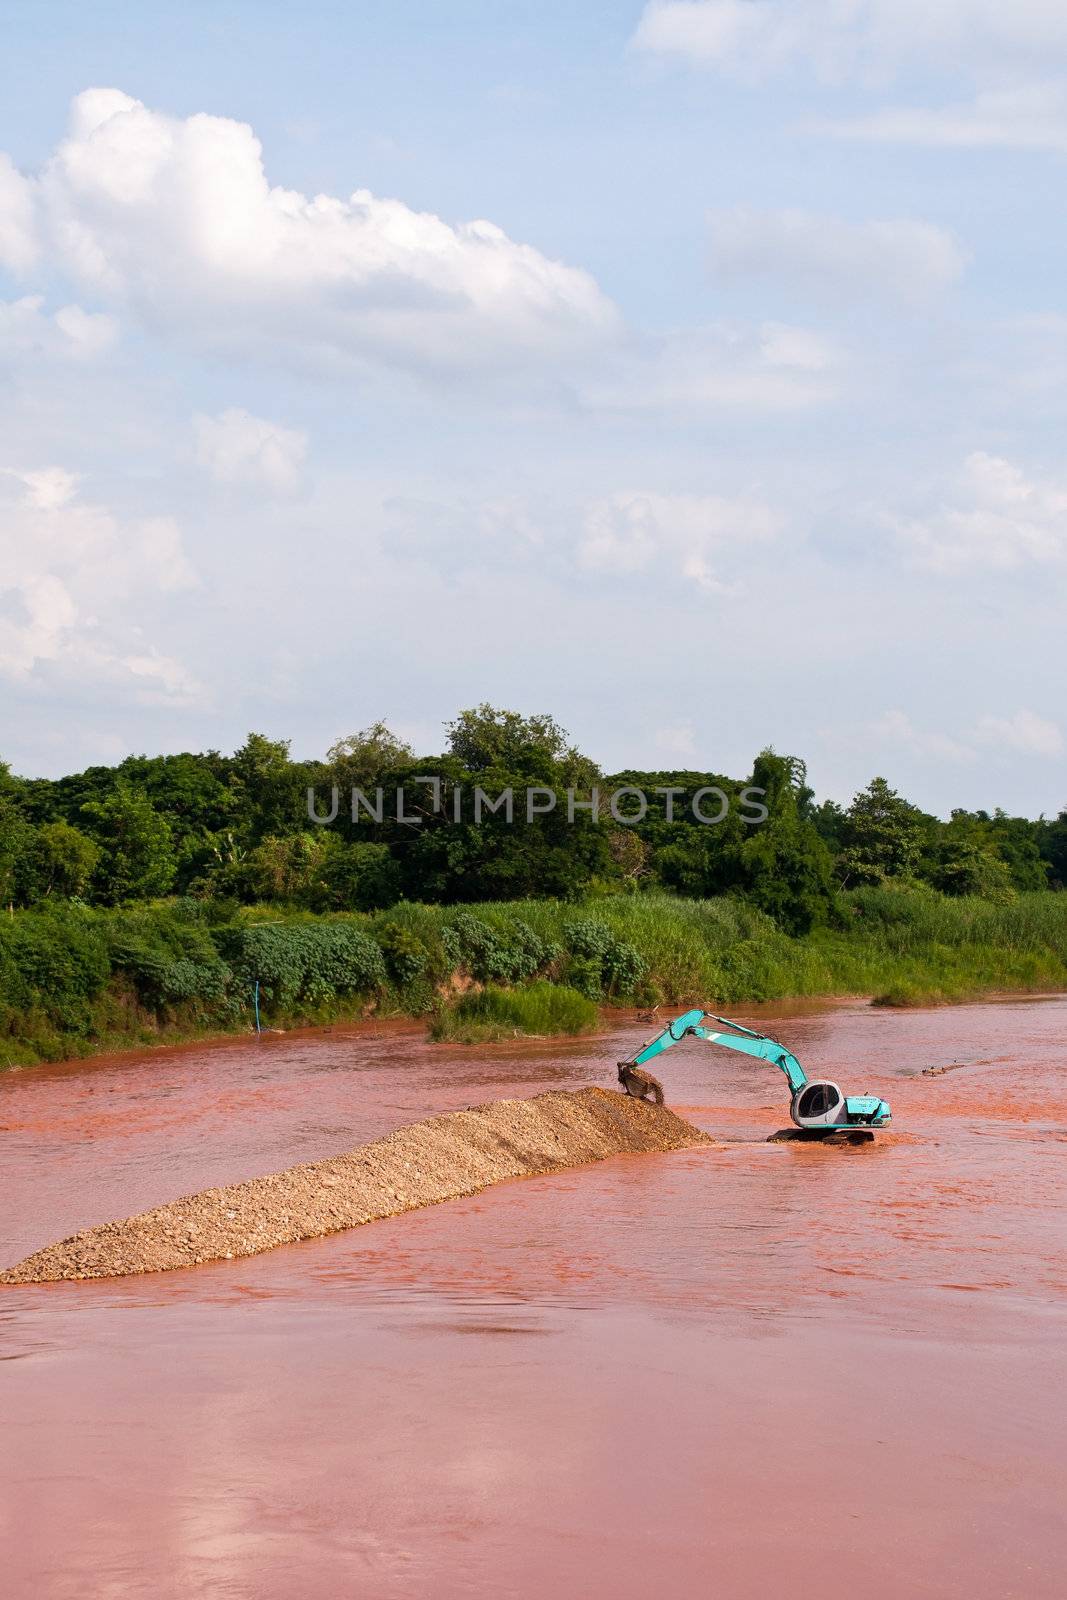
left=620, top=1009, right=891, bottom=1132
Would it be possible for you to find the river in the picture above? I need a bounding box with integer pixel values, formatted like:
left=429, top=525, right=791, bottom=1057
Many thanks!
left=2, top=997, right=1065, bottom=1598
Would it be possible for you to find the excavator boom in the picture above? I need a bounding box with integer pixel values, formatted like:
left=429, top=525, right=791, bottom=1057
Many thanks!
left=627, top=1009, right=808, bottom=1094
left=622, top=1009, right=891, bottom=1131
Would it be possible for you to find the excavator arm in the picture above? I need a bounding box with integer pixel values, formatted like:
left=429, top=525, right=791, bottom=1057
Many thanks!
left=621, top=1009, right=891, bottom=1130
left=624, top=1009, right=808, bottom=1094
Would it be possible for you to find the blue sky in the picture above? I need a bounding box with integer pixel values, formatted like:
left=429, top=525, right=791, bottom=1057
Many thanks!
left=1, top=1, right=1065, bottom=814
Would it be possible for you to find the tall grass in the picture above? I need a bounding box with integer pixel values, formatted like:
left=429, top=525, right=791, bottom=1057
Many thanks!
left=2, top=887, right=1065, bottom=1066
left=372, top=889, right=1067, bottom=1008
left=429, top=982, right=598, bottom=1043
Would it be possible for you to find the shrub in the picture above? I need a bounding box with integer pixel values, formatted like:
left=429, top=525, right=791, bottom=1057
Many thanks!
left=225, top=920, right=386, bottom=1006
left=0, top=907, right=110, bottom=1029
left=442, top=912, right=557, bottom=984
left=377, top=922, right=430, bottom=987
left=105, top=912, right=233, bottom=1014
left=562, top=917, right=646, bottom=999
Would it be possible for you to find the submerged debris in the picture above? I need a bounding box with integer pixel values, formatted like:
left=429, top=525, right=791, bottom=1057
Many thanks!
left=767, top=1127, right=875, bottom=1144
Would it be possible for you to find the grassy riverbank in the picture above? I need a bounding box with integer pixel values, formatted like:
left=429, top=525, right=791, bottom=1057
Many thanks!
left=1, top=887, right=1066, bottom=1067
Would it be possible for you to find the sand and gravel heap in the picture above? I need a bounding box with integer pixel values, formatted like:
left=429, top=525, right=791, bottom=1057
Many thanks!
left=2, top=1086, right=711, bottom=1284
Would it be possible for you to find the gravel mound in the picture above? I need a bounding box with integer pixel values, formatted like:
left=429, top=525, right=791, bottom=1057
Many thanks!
left=2, top=1087, right=711, bottom=1284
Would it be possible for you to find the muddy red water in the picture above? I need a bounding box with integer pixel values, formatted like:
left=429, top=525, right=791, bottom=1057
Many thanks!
left=2, top=998, right=1065, bottom=1599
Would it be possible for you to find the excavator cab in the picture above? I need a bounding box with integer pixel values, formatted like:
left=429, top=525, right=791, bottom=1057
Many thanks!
left=789, top=1079, right=889, bottom=1129
left=793, top=1080, right=843, bottom=1124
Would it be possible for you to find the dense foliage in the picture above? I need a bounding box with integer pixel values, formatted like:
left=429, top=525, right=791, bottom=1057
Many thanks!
left=1, top=887, right=1065, bottom=1068
left=1, top=705, right=1064, bottom=1064
left=2, top=708, right=1062, bottom=940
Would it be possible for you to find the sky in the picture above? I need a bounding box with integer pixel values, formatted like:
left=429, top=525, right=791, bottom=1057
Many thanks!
left=0, top=0, right=1064, bottom=816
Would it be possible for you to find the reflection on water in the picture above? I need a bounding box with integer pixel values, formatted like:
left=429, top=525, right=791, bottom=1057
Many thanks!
left=1, top=997, right=1066, bottom=1598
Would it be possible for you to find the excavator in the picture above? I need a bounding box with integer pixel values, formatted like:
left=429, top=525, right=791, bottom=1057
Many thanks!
left=619, top=1008, right=891, bottom=1133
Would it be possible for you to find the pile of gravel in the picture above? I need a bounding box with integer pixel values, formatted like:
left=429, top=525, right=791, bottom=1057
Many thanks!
left=2, top=1086, right=711, bottom=1284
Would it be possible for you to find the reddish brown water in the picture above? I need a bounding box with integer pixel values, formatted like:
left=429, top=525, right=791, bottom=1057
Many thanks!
left=2, top=998, right=1065, bottom=1599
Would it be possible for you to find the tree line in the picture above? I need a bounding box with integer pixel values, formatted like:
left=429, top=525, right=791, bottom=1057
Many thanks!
left=1, top=705, right=1064, bottom=935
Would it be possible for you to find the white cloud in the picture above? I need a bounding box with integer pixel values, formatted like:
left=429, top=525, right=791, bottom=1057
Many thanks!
left=654, top=722, right=699, bottom=759
left=0, top=151, right=37, bottom=272
left=852, top=707, right=1063, bottom=764
left=632, top=2, right=1067, bottom=82
left=194, top=407, right=307, bottom=494
left=894, top=452, right=1067, bottom=573
left=757, top=321, right=836, bottom=370
left=51, top=301, right=118, bottom=355
left=867, top=710, right=974, bottom=763
left=383, top=494, right=545, bottom=573
left=380, top=485, right=784, bottom=594
left=709, top=209, right=966, bottom=305
left=0, top=294, right=118, bottom=361
left=119, top=648, right=201, bottom=704
left=21, top=465, right=81, bottom=511
left=814, top=83, right=1067, bottom=152
left=582, top=321, right=839, bottom=413
left=578, top=489, right=781, bottom=591
left=973, top=710, right=1064, bottom=756
left=10, top=87, right=618, bottom=377
left=0, top=464, right=199, bottom=697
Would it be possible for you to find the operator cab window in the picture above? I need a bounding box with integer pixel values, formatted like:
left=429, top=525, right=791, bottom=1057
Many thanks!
left=799, top=1083, right=840, bottom=1118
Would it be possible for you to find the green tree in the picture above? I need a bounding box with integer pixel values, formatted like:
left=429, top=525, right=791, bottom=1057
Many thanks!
left=228, top=732, right=308, bottom=842
left=319, top=840, right=402, bottom=911
left=26, top=821, right=100, bottom=899
left=838, top=778, right=925, bottom=886
left=113, top=752, right=238, bottom=887
left=0, top=798, right=35, bottom=908
left=326, top=722, right=415, bottom=789
left=651, top=751, right=834, bottom=933
left=737, top=751, right=835, bottom=933
left=1037, top=807, right=1067, bottom=889
left=446, top=705, right=598, bottom=783
left=81, top=783, right=177, bottom=904
left=984, top=810, right=1049, bottom=892
left=809, top=797, right=847, bottom=854
left=220, top=831, right=335, bottom=904
left=926, top=837, right=1016, bottom=901
left=606, top=827, right=651, bottom=888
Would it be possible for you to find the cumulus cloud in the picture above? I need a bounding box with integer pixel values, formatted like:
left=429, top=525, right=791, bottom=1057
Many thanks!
left=383, top=494, right=545, bottom=574
left=813, top=84, right=1067, bottom=153
left=708, top=209, right=966, bottom=305
left=581, top=321, right=839, bottom=413
left=654, top=722, right=699, bottom=759
left=9, top=87, right=618, bottom=377
left=51, top=301, right=119, bottom=355
left=894, top=453, right=1067, bottom=573
left=194, top=408, right=307, bottom=494
left=632, top=2, right=1067, bottom=82
left=756, top=320, right=836, bottom=370
left=380, top=484, right=784, bottom=594
left=867, top=710, right=975, bottom=763
left=973, top=710, right=1064, bottom=756
left=0, top=463, right=199, bottom=697
left=0, top=294, right=117, bottom=362
left=856, top=707, right=1063, bottom=763
left=577, top=489, right=781, bottom=591
left=0, top=151, right=37, bottom=272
